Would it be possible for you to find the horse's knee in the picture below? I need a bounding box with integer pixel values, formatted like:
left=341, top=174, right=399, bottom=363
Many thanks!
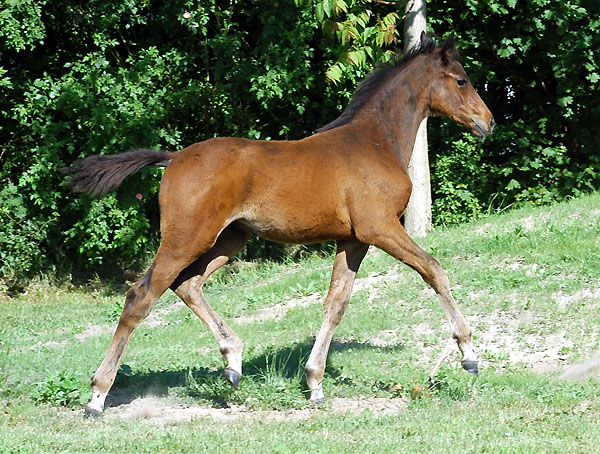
left=419, top=257, right=450, bottom=290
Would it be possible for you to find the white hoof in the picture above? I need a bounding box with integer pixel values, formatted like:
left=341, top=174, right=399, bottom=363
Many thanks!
left=309, top=385, right=325, bottom=404
left=84, top=390, right=107, bottom=417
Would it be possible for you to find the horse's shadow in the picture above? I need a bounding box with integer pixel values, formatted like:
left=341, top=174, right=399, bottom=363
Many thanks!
left=105, top=338, right=403, bottom=409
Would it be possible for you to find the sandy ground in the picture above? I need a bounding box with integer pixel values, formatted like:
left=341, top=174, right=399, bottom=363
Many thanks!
left=100, top=396, right=410, bottom=425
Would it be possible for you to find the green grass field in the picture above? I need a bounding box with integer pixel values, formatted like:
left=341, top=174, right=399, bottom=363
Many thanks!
left=1, top=193, right=600, bottom=453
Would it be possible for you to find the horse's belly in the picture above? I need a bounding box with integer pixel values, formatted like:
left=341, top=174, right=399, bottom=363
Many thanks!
left=234, top=210, right=352, bottom=244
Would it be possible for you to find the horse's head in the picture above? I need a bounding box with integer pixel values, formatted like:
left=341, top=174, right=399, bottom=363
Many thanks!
left=425, top=32, right=495, bottom=138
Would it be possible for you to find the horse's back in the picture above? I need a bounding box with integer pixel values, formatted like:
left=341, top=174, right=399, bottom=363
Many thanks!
left=159, top=136, right=357, bottom=243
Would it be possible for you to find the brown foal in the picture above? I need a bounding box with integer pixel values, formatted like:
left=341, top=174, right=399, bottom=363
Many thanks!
left=64, top=32, right=494, bottom=415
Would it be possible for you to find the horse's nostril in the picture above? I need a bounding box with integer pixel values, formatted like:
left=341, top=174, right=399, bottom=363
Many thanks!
left=490, top=117, right=496, bottom=130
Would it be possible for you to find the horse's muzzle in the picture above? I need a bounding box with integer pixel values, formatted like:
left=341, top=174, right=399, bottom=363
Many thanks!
left=473, top=116, right=495, bottom=138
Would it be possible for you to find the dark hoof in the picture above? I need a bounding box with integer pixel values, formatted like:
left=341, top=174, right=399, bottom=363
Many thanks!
left=224, top=368, right=241, bottom=389
left=427, top=377, right=443, bottom=390
left=83, top=406, right=103, bottom=418
left=461, top=360, right=479, bottom=376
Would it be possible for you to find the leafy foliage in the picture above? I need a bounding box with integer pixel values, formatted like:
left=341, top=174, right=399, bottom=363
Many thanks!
left=1, top=0, right=599, bottom=288
left=427, top=0, right=600, bottom=218
left=0, top=0, right=338, bottom=288
left=311, top=0, right=600, bottom=223
left=430, top=134, right=492, bottom=225
left=32, top=370, right=90, bottom=408
left=0, top=183, right=50, bottom=287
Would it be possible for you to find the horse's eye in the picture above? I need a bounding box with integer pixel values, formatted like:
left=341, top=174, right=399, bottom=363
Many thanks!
left=457, top=78, right=468, bottom=87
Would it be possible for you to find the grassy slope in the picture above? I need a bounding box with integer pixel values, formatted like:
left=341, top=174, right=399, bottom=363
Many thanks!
left=1, top=193, right=599, bottom=453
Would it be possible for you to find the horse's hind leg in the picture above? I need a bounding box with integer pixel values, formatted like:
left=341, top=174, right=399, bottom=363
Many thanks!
left=171, top=225, right=251, bottom=389
left=85, top=229, right=225, bottom=416
left=305, top=240, right=369, bottom=403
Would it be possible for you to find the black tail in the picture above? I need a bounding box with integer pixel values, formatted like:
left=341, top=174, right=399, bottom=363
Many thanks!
left=61, top=149, right=174, bottom=197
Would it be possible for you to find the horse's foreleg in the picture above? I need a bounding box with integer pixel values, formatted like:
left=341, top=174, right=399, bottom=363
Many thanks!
left=305, top=240, right=369, bottom=403
left=171, top=226, right=250, bottom=389
left=364, top=222, right=479, bottom=375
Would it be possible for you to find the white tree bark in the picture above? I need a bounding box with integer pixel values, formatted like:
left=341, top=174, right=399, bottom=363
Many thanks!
left=403, top=0, right=432, bottom=237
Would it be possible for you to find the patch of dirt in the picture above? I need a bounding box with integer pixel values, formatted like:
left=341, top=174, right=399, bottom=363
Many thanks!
left=144, top=300, right=186, bottom=328
left=500, top=258, right=545, bottom=277
left=560, top=354, right=600, bottom=381
left=231, top=265, right=403, bottom=326
left=516, top=215, right=536, bottom=233
left=466, top=310, right=583, bottom=374
left=354, top=270, right=397, bottom=293
left=232, top=292, right=322, bottom=325
left=74, top=323, right=114, bottom=340
left=74, top=300, right=186, bottom=341
left=354, top=267, right=403, bottom=310
left=472, top=223, right=493, bottom=235
left=473, top=212, right=553, bottom=235
left=227, top=258, right=398, bottom=325
left=455, top=283, right=599, bottom=378
left=26, top=340, right=69, bottom=350
left=552, top=285, right=600, bottom=309
left=101, top=395, right=409, bottom=425
left=370, top=329, right=401, bottom=347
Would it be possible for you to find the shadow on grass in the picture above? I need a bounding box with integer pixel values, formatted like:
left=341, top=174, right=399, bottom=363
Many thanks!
left=106, top=338, right=404, bottom=409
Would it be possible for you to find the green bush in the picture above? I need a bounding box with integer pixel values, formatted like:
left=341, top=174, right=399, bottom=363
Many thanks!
left=427, top=0, right=600, bottom=217
left=1, top=0, right=599, bottom=286
left=0, top=184, right=52, bottom=290
left=32, top=370, right=90, bottom=408
left=0, top=1, right=342, bottom=286
left=431, top=133, right=490, bottom=226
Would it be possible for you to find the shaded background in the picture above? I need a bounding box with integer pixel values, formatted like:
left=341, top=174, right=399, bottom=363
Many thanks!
left=1, top=0, right=598, bottom=289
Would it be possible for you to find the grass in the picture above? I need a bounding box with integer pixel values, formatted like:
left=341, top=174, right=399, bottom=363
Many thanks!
left=1, top=193, right=600, bottom=453
left=184, top=345, right=310, bottom=410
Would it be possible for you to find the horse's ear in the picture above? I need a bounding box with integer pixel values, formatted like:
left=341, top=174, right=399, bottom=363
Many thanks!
left=440, top=32, right=456, bottom=65
left=419, top=30, right=430, bottom=47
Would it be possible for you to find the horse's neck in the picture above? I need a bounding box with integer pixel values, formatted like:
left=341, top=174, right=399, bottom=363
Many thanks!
left=354, top=62, right=431, bottom=169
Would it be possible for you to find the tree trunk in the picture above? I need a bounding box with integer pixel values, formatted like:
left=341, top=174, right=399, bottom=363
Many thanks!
left=403, top=0, right=432, bottom=237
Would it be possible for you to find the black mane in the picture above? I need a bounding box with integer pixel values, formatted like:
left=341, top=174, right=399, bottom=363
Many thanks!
left=318, top=35, right=454, bottom=133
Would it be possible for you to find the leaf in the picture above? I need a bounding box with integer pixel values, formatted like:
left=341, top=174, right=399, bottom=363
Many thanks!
left=334, top=0, right=348, bottom=15
left=316, top=2, right=325, bottom=22
left=323, top=0, right=332, bottom=18
left=341, top=26, right=359, bottom=45
left=357, top=12, right=369, bottom=29
left=557, top=96, right=573, bottom=107
left=506, top=179, right=521, bottom=191
left=346, top=50, right=366, bottom=67
left=326, top=64, right=343, bottom=83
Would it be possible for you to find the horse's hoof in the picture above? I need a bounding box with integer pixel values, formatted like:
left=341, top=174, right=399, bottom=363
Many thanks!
left=428, top=377, right=443, bottom=390
left=224, top=368, right=241, bottom=389
left=308, top=385, right=325, bottom=404
left=461, top=360, right=479, bottom=376
left=83, top=405, right=103, bottom=418
left=312, top=396, right=325, bottom=405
